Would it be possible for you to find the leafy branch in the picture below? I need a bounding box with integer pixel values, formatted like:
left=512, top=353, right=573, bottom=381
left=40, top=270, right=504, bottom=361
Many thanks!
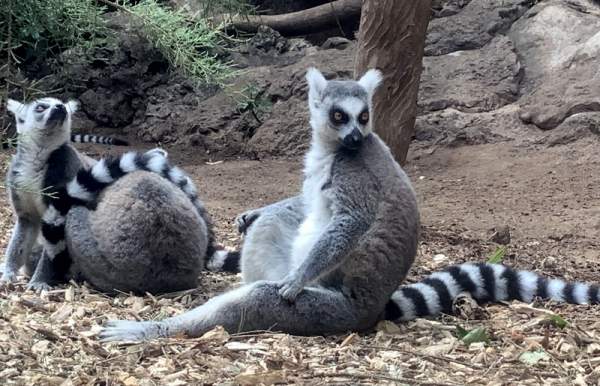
left=97, top=0, right=234, bottom=86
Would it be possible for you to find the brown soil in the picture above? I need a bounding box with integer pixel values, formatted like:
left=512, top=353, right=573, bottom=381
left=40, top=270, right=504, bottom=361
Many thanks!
left=2, top=136, right=600, bottom=385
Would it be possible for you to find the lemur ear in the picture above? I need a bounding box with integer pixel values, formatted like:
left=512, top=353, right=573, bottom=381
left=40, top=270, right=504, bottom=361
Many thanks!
left=358, top=69, right=383, bottom=96
left=6, top=99, right=24, bottom=116
left=66, top=100, right=79, bottom=114
left=306, top=67, right=327, bottom=105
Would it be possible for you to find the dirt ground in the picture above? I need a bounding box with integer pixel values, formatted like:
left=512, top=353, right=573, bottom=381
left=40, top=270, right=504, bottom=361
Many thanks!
left=2, top=136, right=600, bottom=385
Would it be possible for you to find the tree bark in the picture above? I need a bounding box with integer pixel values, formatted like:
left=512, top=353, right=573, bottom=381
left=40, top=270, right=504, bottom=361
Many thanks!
left=215, top=0, right=362, bottom=36
left=354, top=0, right=431, bottom=165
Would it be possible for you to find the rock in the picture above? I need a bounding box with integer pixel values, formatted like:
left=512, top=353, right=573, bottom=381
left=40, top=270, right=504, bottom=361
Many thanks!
left=510, top=0, right=600, bottom=130
left=321, top=36, right=352, bottom=50
left=249, top=25, right=290, bottom=54
left=432, top=0, right=473, bottom=18
left=414, top=105, right=536, bottom=147
left=246, top=97, right=310, bottom=157
left=490, top=225, right=511, bottom=245
left=538, top=112, right=600, bottom=147
left=244, top=44, right=355, bottom=157
left=425, top=0, right=534, bottom=56
left=419, top=36, right=521, bottom=113
left=79, top=88, right=135, bottom=128
left=56, top=12, right=170, bottom=129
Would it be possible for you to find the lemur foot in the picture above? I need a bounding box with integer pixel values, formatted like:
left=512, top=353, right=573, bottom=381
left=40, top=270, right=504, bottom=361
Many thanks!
left=99, top=320, right=158, bottom=342
left=278, top=273, right=305, bottom=301
left=26, top=280, right=51, bottom=292
left=0, top=270, right=18, bottom=284
left=235, top=210, right=261, bottom=235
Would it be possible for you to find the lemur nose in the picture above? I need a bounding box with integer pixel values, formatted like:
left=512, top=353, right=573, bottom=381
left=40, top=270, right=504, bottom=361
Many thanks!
left=343, top=128, right=363, bottom=149
left=48, top=104, right=67, bottom=122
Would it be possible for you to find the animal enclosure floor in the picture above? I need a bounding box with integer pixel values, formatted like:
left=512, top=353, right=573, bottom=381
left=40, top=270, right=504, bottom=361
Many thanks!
left=2, top=138, right=600, bottom=385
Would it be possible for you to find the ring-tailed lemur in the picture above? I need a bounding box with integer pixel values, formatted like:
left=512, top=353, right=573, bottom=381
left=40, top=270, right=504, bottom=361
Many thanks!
left=64, top=171, right=209, bottom=294
left=2, top=97, right=96, bottom=285
left=2, top=97, right=225, bottom=290
left=99, top=67, right=422, bottom=342
left=99, top=68, right=600, bottom=342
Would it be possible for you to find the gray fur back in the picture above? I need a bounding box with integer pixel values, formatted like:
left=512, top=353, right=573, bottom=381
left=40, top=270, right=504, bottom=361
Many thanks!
left=65, top=171, right=207, bottom=294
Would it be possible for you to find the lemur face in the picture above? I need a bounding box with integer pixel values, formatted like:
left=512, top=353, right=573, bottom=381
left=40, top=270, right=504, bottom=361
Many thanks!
left=306, top=68, right=382, bottom=150
left=6, top=97, right=78, bottom=137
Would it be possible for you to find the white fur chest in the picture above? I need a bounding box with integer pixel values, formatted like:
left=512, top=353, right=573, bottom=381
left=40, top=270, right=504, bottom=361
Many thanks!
left=301, top=145, right=334, bottom=217
left=290, top=146, right=335, bottom=269
left=9, top=150, right=50, bottom=218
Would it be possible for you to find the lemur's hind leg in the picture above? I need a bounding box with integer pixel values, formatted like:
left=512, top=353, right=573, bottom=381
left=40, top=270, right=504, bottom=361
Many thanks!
left=1, top=219, right=39, bottom=283
left=239, top=196, right=304, bottom=283
left=100, top=281, right=362, bottom=342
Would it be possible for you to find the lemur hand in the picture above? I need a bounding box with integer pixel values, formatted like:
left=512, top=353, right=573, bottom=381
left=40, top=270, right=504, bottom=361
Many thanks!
left=235, top=209, right=261, bottom=235
left=278, top=272, right=305, bottom=301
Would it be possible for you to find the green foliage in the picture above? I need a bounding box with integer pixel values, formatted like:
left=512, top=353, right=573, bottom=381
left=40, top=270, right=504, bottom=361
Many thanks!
left=487, top=246, right=506, bottom=264
left=128, top=0, right=233, bottom=85
left=546, top=314, right=568, bottom=329
left=233, top=83, right=271, bottom=124
left=196, top=0, right=255, bottom=18
left=455, top=326, right=490, bottom=346
left=0, top=0, right=235, bottom=86
left=0, top=0, right=110, bottom=63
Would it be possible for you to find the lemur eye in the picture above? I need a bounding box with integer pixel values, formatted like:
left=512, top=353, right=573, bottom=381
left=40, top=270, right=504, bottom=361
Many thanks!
left=17, top=118, right=24, bottom=124
left=35, top=104, right=48, bottom=113
left=330, top=108, right=348, bottom=125
left=359, top=111, right=369, bottom=125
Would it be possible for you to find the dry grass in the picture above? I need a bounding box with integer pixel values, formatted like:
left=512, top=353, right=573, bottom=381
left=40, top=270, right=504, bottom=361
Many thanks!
left=2, top=150, right=600, bottom=385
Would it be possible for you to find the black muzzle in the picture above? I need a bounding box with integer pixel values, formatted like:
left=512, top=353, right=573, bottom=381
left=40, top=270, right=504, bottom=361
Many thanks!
left=342, top=128, right=363, bottom=150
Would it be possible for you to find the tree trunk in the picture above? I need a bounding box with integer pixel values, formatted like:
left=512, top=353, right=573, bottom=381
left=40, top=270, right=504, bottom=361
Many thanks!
left=215, top=0, right=362, bottom=36
left=354, top=0, right=431, bottom=165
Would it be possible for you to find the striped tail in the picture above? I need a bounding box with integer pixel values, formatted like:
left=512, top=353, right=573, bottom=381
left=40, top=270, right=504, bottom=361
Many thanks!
left=205, top=249, right=241, bottom=273
left=40, top=148, right=223, bottom=282
left=71, top=133, right=129, bottom=146
left=385, top=262, right=600, bottom=321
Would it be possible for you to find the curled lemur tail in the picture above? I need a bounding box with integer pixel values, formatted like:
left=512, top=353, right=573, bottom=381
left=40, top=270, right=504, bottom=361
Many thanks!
left=71, top=134, right=129, bottom=146
left=41, top=149, right=224, bottom=270
left=385, top=262, right=600, bottom=321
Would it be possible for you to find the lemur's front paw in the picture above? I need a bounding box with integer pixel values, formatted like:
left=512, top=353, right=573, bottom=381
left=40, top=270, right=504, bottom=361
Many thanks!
left=26, top=280, right=51, bottom=292
left=278, top=274, right=305, bottom=302
left=235, top=210, right=260, bottom=234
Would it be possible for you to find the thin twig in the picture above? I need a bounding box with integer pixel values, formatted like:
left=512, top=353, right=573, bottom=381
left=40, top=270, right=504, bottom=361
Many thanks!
left=366, top=345, right=485, bottom=370
left=96, top=0, right=133, bottom=15
left=18, top=298, right=51, bottom=313
left=313, top=372, right=460, bottom=386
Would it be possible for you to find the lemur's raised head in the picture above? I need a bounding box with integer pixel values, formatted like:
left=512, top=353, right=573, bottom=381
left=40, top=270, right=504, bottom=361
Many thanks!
left=306, top=67, right=382, bottom=150
left=6, top=97, right=78, bottom=145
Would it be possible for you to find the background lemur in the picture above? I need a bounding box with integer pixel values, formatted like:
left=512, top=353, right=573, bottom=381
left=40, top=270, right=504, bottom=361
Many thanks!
left=2, top=97, right=95, bottom=285
left=99, top=67, right=422, bottom=342
left=2, top=98, right=225, bottom=292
